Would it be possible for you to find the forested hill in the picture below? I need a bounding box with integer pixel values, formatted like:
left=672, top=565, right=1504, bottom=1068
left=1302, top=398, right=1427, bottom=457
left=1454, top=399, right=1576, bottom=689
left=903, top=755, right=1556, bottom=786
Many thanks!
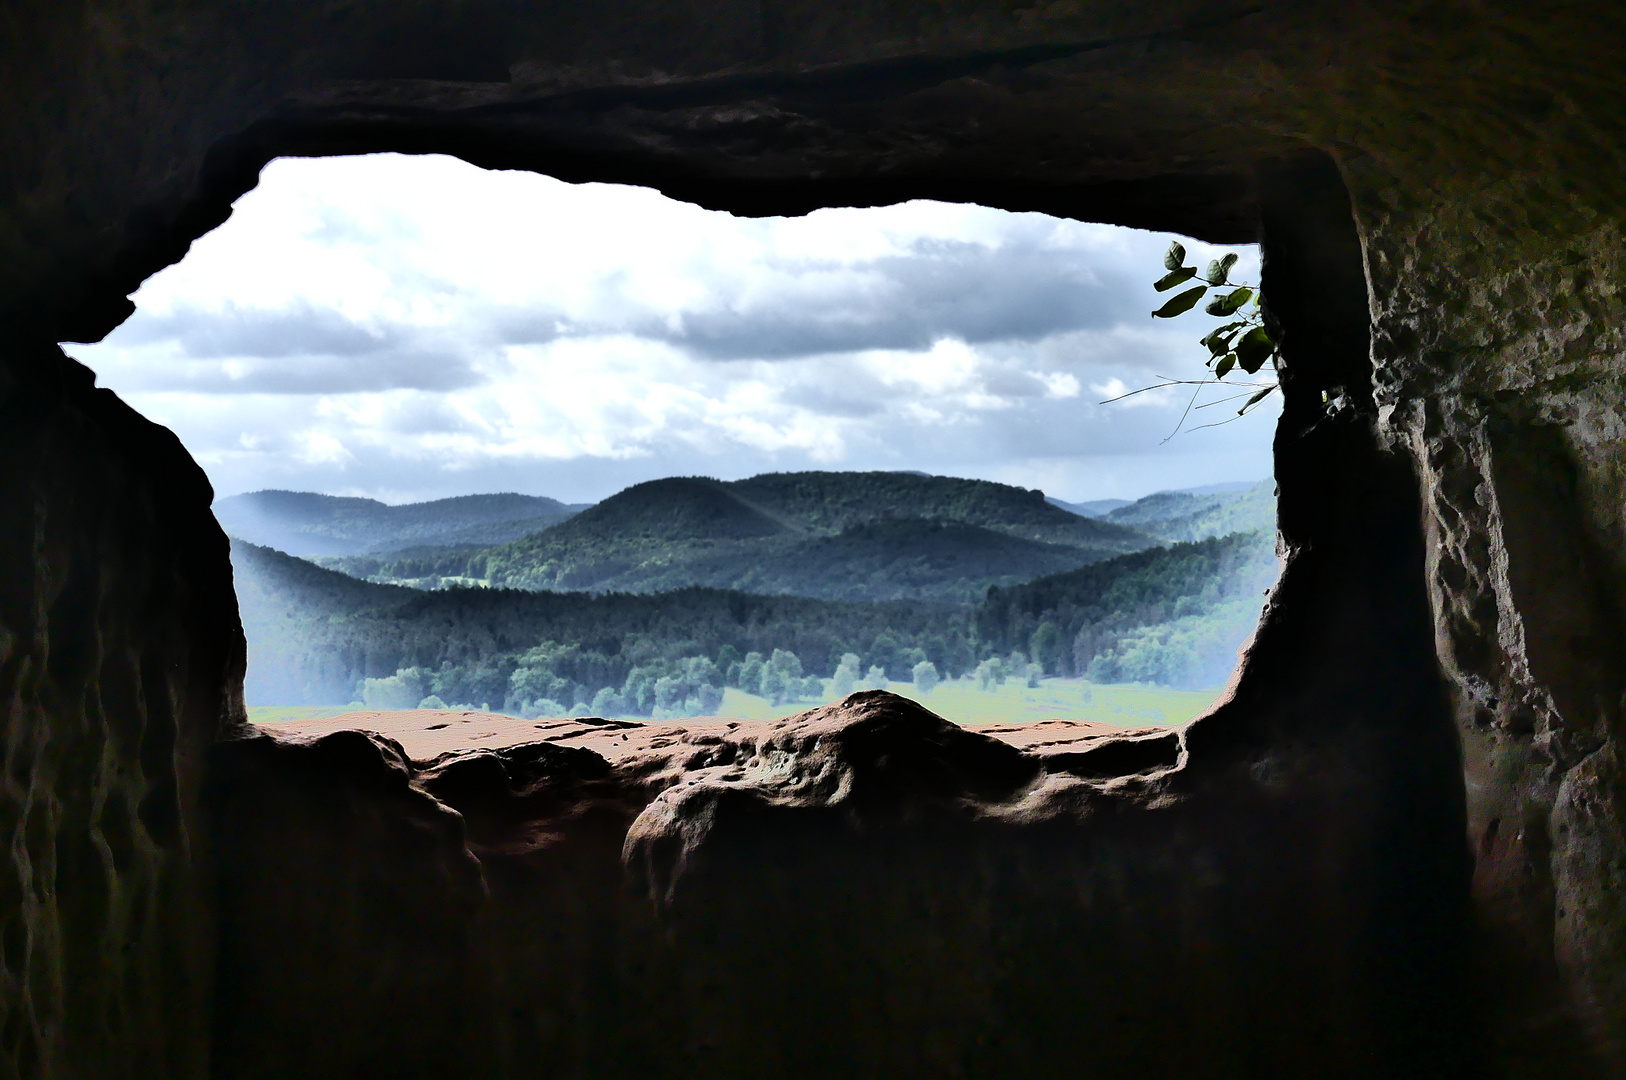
left=215, top=490, right=588, bottom=557
left=234, top=524, right=1279, bottom=706
left=719, top=471, right=1144, bottom=544
left=1140, top=479, right=1274, bottom=542
left=232, top=538, right=973, bottom=707
left=976, top=530, right=1280, bottom=689
left=233, top=541, right=414, bottom=620
left=317, top=472, right=1156, bottom=601
left=1092, top=479, right=1275, bottom=542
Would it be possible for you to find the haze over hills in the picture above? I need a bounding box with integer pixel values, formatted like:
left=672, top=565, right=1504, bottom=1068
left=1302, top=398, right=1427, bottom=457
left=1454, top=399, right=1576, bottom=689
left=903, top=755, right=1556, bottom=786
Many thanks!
left=232, top=538, right=966, bottom=706
left=1096, top=479, right=1275, bottom=542
left=227, top=472, right=1280, bottom=706
left=312, top=471, right=1159, bottom=602
left=232, top=524, right=1278, bottom=707
left=213, top=490, right=589, bottom=557
left=1047, top=496, right=1130, bottom=517
left=1047, top=479, right=1269, bottom=530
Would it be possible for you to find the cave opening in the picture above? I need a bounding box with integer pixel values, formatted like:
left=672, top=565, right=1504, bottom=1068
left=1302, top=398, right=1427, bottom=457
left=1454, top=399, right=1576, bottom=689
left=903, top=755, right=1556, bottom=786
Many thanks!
left=15, top=3, right=1624, bottom=1073
left=63, top=151, right=1282, bottom=751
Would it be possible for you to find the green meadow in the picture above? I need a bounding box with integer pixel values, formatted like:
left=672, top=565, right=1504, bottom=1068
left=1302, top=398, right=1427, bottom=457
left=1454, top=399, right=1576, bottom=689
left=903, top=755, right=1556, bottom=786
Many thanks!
left=246, top=704, right=367, bottom=725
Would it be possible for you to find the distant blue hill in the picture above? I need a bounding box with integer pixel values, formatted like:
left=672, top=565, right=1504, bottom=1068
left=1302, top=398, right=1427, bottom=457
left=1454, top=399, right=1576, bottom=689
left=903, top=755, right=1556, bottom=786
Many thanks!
left=311, top=471, right=1159, bottom=603
left=214, top=490, right=590, bottom=557
left=1048, top=480, right=1272, bottom=539
left=1046, top=496, right=1131, bottom=518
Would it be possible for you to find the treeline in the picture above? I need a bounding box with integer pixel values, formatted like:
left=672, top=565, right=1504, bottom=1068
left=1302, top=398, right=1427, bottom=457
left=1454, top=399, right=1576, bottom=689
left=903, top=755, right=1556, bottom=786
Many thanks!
left=363, top=644, right=907, bottom=721
left=310, top=471, right=1152, bottom=602
left=237, top=541, right=976, bottom=707
left=975, top=531, right=1280, bottom=687
left=321, top=517, right=1113, bottom=604
left=237, top=528, right=1278, bottom=708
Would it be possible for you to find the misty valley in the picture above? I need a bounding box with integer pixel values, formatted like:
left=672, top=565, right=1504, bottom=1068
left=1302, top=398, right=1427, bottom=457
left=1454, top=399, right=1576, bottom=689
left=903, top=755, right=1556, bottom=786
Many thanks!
left=227, top=470, right=1278, bottom=731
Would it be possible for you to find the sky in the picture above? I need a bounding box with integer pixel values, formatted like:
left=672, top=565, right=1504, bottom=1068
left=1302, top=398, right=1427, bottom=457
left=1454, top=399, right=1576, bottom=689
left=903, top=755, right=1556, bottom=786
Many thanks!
left=66, top=153, right=1279, bottom=506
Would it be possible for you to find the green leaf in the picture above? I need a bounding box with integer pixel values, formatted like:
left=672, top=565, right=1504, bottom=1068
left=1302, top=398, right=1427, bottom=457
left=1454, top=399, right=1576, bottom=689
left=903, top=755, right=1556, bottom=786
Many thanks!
left=1238, top=386, right=1275, bottom=414
left=1211, top=253, right=1239, bottom=283
left=1200, top=326, right=1239, bottom=355
left=1204, top=286, right=1254, bottom=316
left=1234, top=325, right=1275, bottom=373
left=1154, top=267, right=1198, bottom=292
left=1151, top=284, right=1207, bottom=318
left=1215, top=353, right=1237, bottom=378
left=1163, top=241, right=1188, bottom=272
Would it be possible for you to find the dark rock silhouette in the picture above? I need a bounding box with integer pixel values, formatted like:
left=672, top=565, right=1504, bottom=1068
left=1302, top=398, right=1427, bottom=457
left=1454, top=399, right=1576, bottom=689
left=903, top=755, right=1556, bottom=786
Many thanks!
left=3, top=2, right=1625, bottom=1077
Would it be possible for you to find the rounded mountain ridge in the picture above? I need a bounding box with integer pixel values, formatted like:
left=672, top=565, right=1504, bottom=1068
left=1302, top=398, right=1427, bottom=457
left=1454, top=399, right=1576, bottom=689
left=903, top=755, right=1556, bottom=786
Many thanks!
left=542, top=477, right=788, bottom=543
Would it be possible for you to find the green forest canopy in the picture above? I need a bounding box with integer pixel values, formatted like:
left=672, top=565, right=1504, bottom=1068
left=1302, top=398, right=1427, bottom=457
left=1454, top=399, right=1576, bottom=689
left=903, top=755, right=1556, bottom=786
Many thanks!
left=311, top=471, right=1157, bottom=601
left=236, top=527, right=1277, bottom=714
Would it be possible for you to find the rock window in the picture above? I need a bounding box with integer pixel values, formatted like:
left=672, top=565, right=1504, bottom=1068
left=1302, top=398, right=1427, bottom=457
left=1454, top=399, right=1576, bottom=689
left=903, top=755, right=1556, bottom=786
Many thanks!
left=66, top=152, right=1280, bottom=750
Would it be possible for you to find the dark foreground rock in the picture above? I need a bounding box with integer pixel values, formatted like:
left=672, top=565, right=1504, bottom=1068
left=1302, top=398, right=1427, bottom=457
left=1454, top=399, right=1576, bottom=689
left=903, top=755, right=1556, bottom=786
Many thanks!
left=6, top=1, right=1626, bottom=1077
left=208, top=692, right=1467, bottom=1079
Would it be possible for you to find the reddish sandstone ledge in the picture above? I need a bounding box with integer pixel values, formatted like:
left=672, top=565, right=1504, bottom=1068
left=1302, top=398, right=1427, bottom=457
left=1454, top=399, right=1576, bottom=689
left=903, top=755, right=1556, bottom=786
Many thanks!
left=256, top=705, right=1173, bottom=767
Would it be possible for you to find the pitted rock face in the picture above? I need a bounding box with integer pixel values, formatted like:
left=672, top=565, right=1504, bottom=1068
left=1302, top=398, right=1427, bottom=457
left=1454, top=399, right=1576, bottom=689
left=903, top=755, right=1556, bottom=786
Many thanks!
left=213, top=693, right=1462, bottom=1079
left=6, top=1, right=1626, bottom=1077
left=622, top=693, right=1044, bottom=906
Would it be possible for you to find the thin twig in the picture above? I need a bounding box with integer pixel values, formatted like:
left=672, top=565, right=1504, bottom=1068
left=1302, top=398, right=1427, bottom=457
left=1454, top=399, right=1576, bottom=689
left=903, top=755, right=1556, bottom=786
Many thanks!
left=1096, top=377, right=1268, bottom=405
left=1185, top=388, right=1278, bottom=431
left=1096, top=380, right=1195, bottom=405
left=1184, top=414, right=1252, bottom=433
left=1193, top=385, right=1279, bottom=410
left=1161, top=382, right=1204, bottom=443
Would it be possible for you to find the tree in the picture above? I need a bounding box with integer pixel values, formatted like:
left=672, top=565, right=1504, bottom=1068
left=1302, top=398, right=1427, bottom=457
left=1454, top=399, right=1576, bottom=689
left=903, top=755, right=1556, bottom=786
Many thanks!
left=653, top=675, right=688, bottom=713
left=831, top=653, right=862, bottom=697
left=1107, top=241, right=1280, bottom=437
left=974, top=657, right=1005, bottom=692
left=684, top=656, right=721, bottom=689
left=737, top=652, right=766, bottom=695
left=912, top=660, right=941, bottom=695
left=717, top=643, right=742, bottom=674
left=1029, top=621, right=1065, bottom=675
left=762, top=649, right=806, bottom=705
left=622, top=666, right=659, bottom=714
left=363, top=667, right=428, bottom=710
left=509, top=663, right=572, bottom=712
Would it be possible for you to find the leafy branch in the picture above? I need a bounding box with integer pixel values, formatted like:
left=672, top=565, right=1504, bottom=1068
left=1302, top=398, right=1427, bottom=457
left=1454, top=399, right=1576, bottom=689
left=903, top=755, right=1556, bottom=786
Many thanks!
left=1111, top=241, right=1280, bottom=439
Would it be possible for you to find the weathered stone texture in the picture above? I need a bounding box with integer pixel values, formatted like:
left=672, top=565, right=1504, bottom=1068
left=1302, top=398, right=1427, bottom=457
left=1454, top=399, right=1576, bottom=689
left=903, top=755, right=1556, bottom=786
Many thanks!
left=211, top=689, right=1465, bottom=1079
left=4, top=0, right=1626, bottom=1076
left=0, top=343, right=232, bottom=1078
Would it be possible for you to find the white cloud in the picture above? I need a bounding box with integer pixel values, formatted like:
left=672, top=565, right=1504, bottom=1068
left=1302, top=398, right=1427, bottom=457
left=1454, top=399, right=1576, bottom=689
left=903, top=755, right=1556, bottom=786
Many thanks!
left=67, top=153, right=1277, bottom=503
left=1035, top=372, right=1081, bottom=399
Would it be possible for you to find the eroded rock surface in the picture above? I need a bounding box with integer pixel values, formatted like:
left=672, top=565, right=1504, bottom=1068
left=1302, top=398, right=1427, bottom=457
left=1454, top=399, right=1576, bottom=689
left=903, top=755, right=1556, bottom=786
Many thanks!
left=5, top=1, right=1626, bottom=1076
left=215, top=692, right=1470, bottom=1078
left=0, top=345, right=230, bottom=1078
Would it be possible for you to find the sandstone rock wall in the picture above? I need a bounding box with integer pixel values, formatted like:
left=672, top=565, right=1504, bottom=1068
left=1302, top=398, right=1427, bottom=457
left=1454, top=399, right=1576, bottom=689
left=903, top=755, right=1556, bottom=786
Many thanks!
left=210, top=686, right=1465, bottom=1080
left=0, top=342, right=234, bottom=1077
left=3, top=0, right=1626, bottom=1076
left=1359, top=185, right=1626, bottom=1073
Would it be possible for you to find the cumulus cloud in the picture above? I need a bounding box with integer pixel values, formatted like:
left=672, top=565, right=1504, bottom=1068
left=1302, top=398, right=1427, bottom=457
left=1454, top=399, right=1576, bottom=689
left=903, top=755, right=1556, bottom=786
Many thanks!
left=67, top=153, right=1277, bottom=503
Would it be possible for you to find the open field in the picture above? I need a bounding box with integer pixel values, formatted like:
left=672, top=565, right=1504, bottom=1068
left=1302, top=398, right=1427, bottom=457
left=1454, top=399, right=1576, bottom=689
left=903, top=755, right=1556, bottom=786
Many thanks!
left=247, top=677, right=1218, bottom=731
left=245, top=704, right=369, bottom=725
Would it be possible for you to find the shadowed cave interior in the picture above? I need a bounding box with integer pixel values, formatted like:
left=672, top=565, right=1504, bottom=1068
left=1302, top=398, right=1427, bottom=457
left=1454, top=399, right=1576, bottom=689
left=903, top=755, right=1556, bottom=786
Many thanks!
left=4, top=3, right=1626, bottom=1078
